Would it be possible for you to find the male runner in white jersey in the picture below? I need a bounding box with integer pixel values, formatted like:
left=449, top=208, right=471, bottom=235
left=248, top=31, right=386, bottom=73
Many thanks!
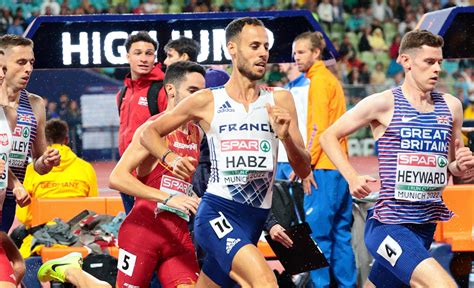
left=141, top=17, right=312, bottom=288
left=319, top=30, right=474, bottom=287
left=0, top=35, right=60, bottom=232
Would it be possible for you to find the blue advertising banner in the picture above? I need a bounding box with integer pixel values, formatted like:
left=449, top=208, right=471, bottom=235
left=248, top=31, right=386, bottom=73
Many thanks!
left=25, top=10, right=338, bottom=69
left=416, top=6, right=474, bottom=59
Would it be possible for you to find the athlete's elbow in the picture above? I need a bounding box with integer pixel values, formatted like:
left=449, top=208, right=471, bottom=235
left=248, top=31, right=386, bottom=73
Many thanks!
left=139, top=125, right=153, bottom=150
left=108, top=170, right=121, bottom=191
left=320, top=130, right=331, bottom=151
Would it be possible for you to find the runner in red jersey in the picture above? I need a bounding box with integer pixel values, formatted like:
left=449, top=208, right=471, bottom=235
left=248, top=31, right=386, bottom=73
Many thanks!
left=110, top=61, right=206, bottom=288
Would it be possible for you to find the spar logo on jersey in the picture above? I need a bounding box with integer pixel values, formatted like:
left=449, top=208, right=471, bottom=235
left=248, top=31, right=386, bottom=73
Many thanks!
left=221, top=139, right=259, bottom=152
left=0, top=133, right=9, bottom=146
left=398, top=154, right=446, bottom=168
left=12, top=125, right=30, bottom=138
left=217, top=101, right=235, bottom=113
left=221, top=139, right=271, bottom=152
left=160, top=174, right=192, bottom=195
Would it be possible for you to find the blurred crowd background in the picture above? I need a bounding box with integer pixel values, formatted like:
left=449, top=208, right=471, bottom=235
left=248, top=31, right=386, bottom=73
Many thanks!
left=1, top=0, right=473, bottom=159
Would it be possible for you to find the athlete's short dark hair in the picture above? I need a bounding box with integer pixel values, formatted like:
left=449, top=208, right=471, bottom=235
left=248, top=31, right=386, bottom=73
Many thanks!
left=45, top=119, right=69, bottom=144
left=399, top=30, right=444, bottom=55
left=164, top=37, right=200, bottom=62
left=0, top=34, right=34, bottom=50
left=164, top=61, right=205, bottom=90
left=125, top=31, right=158, bottom=53
left=225, top=17, right=265, bottom=44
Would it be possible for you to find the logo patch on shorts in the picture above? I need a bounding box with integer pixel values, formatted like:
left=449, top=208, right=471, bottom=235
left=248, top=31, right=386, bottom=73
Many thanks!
left=376, top=235, right=402, bottom=267
left=226, top=237, right=241, bottom=254
left=118, top=248, right=137, bottom=277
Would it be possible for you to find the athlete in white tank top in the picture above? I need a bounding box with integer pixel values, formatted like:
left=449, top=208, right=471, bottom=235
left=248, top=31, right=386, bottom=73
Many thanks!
left=206, top=87, right=279, bottom=209
left=0, top=107, right=13, bottom=217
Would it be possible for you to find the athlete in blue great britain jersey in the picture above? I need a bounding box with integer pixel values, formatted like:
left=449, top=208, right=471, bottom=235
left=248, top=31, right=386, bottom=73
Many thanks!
left=2, top=36, right=61, bottom=232
left=1, top=90, right=36, bottom=231
left=319, top=30, right=473, bottom=288
left=206, top=86, right=278, bottom=209
left=374, top=86, right=453, bottom=224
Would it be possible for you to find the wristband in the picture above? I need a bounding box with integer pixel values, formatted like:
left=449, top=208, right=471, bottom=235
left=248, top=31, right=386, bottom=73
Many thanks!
left=163, top=194, right=174, bottom=205
left=161, top=150, right=174, bottom=163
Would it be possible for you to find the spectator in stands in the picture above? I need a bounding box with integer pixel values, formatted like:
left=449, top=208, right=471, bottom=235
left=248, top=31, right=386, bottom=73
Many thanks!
left=398, top=12, right=417, bottom=35
left=40, top=0, right=60, bottom=15
left=385, top=71, right=404, bottom=87
left=368, top=28, right=388, bottom=53
left=65, top=99, right=82, bottom=156
left=370, top=62, right=387, bottom=86
left=14, top=8, right=26, bottom=30
left=58, top=93, right=69, bottom=119
left=372, top=0, right=388, bottom=22
left=317, top=0, right=334, bottom=32
left=465, top=90, right=474, bottom=120
left=16, top=119, right=98, bottom=228
left=338, top=35, right=357, bottom=59
left=389, top=34, right=401, bottom=60
left=219, top=0, right=234, bottom=11
left=46, top=101, right=59, bottom=120
left=0, top=9, right=13, bottom=35
left=332, top=0, right=344, bottom=25
left=347, top=67, right=363, bottom=85
left=117, top=31, right=166, bottom=214
left=267, top=63, right=284, bottom=86
left=359, top=63, right=371, bottom=84
left=163, top=36, right=200, bottom=68
left=453, top=71, right=470, bottom=105
left=346, top=7, right=366, bottom=33
left=387, top=34, right=404, bottom=76
left=6, top=17, right=24, bottom=36
left=358, top=27, right=372, bottom=53
left=393, top=0, right=407, bottom=21
left=25, top=10, right=40, bottom=26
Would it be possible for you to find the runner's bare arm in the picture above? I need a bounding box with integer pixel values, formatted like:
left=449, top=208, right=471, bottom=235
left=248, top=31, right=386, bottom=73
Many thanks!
left=273, top=90, right=311, bottom=179
left=2, top=106, right=17, bottom=131
left=7, top=169, right=30, bottom=207
left=0, top=231, right=25, bottom=285
left=320, top=93, right=389, bottom=197
left=110, top=122, right=170, bottom=203
left=28, top=93, right=60, bottom=174
left=445, top=94, right=474, bottom=176
left=110, top=122, right=200, bottom=214
left=141, top=89, right=213, bottom=160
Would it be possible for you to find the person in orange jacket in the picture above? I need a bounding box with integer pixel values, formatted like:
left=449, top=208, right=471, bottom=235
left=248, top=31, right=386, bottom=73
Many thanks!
left=293, top=31, right=356, bottom=287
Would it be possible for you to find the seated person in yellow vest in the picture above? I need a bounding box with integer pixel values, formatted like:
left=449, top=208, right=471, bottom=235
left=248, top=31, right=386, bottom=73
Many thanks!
left=16, top=119, right=98, bottom=228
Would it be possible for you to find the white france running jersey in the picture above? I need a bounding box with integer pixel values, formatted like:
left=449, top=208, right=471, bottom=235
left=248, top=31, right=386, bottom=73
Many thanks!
left=206, top=86, right=279, bottom=209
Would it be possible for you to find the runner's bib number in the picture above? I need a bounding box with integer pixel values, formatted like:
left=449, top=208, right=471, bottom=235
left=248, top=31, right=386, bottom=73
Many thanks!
left=117, top=248, right=136, bottom=276
left=9, top=124, right=31, bottom=169
left=219, top=138, right=273, bottom=185
left=395, top=153, right=448, bottom=201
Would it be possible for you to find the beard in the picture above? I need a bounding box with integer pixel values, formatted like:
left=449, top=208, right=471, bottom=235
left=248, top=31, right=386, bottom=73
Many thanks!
left=237, top=61, right=265, bottom=81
